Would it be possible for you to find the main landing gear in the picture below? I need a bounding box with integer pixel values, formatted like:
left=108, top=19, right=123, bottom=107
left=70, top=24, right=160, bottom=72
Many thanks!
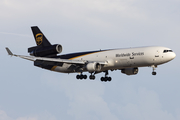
left=76, top=74, right=87, bottom=79
left=152, top=65, right=157, bottom=75
left=76, top=71, right=112, bottom=82
left=76, top=73, right=95, bottom=80
left=89, top=73, right=95, bottom=80
left=101, top=71, right=112, bottom=82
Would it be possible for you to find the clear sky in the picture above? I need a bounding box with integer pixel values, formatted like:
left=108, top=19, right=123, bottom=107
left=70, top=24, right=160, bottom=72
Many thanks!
left=0, top=0, right=180, bottom=120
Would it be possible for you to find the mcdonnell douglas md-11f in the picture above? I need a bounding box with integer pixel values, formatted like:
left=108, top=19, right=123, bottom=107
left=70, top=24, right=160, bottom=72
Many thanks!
left=6, top=26, right=176, bottom=82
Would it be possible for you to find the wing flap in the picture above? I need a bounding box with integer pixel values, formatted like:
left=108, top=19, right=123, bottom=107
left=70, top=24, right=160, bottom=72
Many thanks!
left=17, top=55, right=85, bottom=64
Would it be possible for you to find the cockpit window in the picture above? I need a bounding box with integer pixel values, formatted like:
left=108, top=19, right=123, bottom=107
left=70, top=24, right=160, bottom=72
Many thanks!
left=163, top=50, right=167, bottom=53
left=163, top=50, right=173, bottom=53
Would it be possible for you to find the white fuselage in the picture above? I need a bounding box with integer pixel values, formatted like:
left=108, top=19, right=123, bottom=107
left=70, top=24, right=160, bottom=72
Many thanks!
left=53, top=46, right=176, bottom=73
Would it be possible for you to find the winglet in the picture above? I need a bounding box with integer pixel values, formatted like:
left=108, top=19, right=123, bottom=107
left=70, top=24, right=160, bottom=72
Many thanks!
left=5, top=47, right=13, bottom=56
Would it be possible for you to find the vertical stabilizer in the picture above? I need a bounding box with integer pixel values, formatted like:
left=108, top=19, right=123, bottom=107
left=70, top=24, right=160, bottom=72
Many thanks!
left=31, top=26, right=51, bottom=47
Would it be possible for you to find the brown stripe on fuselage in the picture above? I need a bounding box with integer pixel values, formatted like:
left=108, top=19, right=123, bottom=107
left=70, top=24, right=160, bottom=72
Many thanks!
left=51, top=66, right=57, bottom=71
left=57, top=49, right=115, bottom=60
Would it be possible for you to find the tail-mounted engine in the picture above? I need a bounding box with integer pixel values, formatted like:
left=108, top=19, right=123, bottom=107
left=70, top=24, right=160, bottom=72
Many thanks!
left=86, top=62, right=101, bottom=72
left=28, top=44, right=62, bottom=57
left=121, top=67, right=138, bottom=75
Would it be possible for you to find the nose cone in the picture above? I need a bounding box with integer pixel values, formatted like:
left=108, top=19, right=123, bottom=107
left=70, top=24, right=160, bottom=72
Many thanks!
left=171, top=52, right=176, bottom=60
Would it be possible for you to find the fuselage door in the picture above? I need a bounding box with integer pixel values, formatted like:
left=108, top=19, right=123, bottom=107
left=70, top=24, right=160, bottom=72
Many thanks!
left=154, top=50, right=161, bottom=64
left=129, top=56, right=134, bottom=66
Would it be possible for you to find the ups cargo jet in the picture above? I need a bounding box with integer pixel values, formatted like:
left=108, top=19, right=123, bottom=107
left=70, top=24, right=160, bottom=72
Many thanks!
left=6, top=26, right=176, bottom=82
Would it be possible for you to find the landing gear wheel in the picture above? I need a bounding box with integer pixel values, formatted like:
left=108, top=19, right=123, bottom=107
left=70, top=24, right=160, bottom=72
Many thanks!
left=89, top=75, right=92, bottom=79
left=80, top=75, right=83, bottom=79
left=93, top=75, right=96, bottom=80
left=108, top=77, right=112, bottom=81
left=76, top=75, right=80, bottom=79
left=152, top=72, right=157, bottom=75
left=84, top=75, right=87, bottom=79
left=101, top=77, right=104, bottom=81
left=105, top=77, right=108, bottom=82
left=89, top=75, right=95, bottom=80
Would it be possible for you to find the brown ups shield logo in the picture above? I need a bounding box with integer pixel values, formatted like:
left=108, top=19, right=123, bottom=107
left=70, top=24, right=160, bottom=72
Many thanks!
left=36, top=33, right=43, bottom=45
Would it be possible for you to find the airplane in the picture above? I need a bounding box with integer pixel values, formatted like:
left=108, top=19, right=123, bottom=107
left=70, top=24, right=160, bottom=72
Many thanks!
left=6, top=26, right=176, bottom=82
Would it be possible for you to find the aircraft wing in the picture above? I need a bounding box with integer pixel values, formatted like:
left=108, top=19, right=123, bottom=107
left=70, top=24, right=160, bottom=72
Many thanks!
left=5, top=48, right=107, bottom=65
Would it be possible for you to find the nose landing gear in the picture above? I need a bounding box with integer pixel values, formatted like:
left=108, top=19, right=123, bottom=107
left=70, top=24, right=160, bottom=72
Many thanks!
left=151, top=65, right=157, bottom=75
left=152, top=72, right=156, bottom=75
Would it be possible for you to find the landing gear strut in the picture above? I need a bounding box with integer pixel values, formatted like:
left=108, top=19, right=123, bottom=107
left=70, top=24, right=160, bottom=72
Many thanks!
left=89, top=73, right=95, bottom=80
left=101, top=71, right=112, bottom=82
left=152, top=65, right=157, bottom=75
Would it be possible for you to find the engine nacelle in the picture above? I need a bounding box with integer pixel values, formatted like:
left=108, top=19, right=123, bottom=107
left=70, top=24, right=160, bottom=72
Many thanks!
left=29, top=44, right=62, bottom=57
left=86, top=62, right=101, bottom=72
left=121, top=67, right=138, bottom=75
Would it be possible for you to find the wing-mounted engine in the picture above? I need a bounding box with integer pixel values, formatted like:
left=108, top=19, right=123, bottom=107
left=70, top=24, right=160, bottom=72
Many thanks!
left=86, top=62, right=101, bottom=72
left=121, top=67, right=138, bottom=75
left=28, top=44, right=62, bottom=57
